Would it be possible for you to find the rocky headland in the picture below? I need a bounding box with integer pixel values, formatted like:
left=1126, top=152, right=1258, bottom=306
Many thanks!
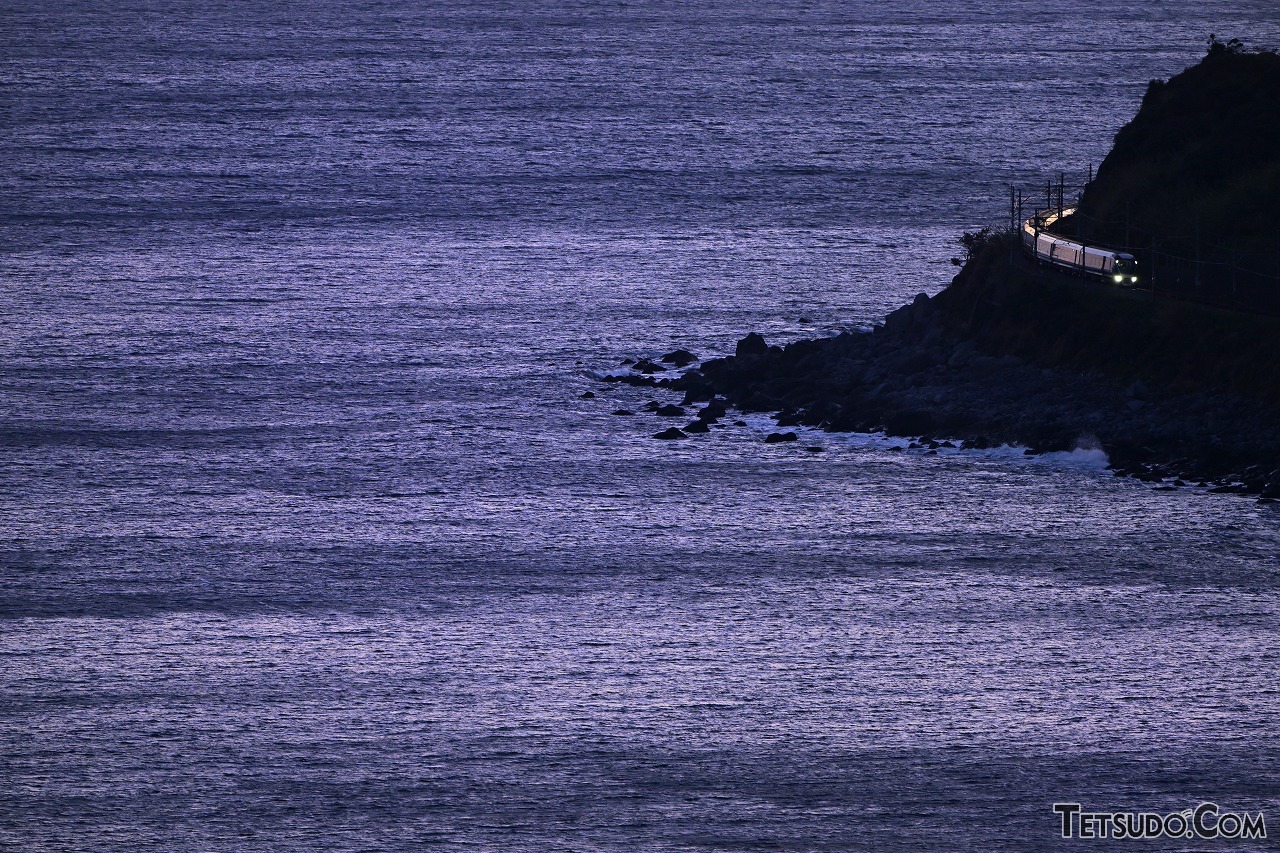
left=604, top=43, right=1280, bottom=499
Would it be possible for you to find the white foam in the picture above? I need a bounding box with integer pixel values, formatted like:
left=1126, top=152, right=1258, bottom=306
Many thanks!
left=1031, top=446, right=1112, bottom=469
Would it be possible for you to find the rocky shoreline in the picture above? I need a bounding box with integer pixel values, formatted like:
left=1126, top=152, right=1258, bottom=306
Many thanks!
left=597, top=44, right=1280, bottom=502
left=602, top=243, right=1280, bottom=502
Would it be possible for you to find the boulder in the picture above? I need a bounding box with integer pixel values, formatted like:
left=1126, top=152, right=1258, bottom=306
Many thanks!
left=655, top=404, right=685, bottom=417
left=700, top=401, right=727, bottom=420
left=884, top=409, right=937, bottom=437
left=660, top=348, right=698, bottom=367
left=947, top=341, right=976, bottom=369
left=735, top=332, right=769, bottom=357
left=881, top=304, right=914, bottom=335
left=617, top=374, right=659, bottom=388
left=764, top=431, right=799, bottom=444
left=653, top=427, right=688, bottom=440
left=680, top=386, right=715, bottom=405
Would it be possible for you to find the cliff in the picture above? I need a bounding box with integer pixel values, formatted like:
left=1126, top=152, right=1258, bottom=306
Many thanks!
left=1073, top=39, right=1280, bottom=252
left=1062, top=39, right=1280, bottom=308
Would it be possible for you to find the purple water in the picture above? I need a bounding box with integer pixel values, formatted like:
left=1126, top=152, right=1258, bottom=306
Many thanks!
left=3, top=1, right=1280, bottom=849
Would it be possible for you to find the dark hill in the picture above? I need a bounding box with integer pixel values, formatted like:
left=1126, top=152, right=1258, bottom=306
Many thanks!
left=1065, top=40, right=1280, bottom=308
left=608, top=42, right=1280, bottom=497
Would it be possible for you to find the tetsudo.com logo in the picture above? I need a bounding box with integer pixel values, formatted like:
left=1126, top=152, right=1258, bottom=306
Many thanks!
left=1053, top=802, right=1267, bottom=840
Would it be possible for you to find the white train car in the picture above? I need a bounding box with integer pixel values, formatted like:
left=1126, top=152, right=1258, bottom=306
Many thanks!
left=1022, top=209, right=1138, bottom=285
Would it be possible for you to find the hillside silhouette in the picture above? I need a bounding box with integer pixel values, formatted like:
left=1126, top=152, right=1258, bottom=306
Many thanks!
left=1066, top=38, right=1280, bottom=307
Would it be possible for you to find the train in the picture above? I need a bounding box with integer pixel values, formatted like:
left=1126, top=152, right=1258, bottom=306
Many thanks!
left=1022, top=207, right=1139, bottom=285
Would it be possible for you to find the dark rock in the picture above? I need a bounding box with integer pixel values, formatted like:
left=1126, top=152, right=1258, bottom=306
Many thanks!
left=611, top=409, right=635, bottom=416
left=733, top=420, right=748, bottom=427
left=579, top=391, right=596, bottom=399
left=701, top=400, right=728, bottom=418
left=655, top=404, right=685, bottom=417
left=633, top=359, right=662, bottom=374
left=776, top=409, right=803, bottom=427
left=882, top=303, right=915, bottom=335
left=884, top=409, right=937, bottom=437
left=764, top=431, right=799, bottom=444
left=660, top=348, right=698, bottom=367
left=805, top=446, right=825, bottom=452
left=680, top=386, right=715, bottom=406
left=683, top=420, right=710, bottom=433
left=740, top=391, right=783, bottom=411
left=947, top=341, right=976, bottom=369
left=735, top=332, right=769, bottom=357
left=653, top=427, right=688, bottom=440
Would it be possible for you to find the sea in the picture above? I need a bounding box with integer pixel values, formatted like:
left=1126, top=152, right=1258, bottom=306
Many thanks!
left=3, top=1, right=1280, bottom=850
